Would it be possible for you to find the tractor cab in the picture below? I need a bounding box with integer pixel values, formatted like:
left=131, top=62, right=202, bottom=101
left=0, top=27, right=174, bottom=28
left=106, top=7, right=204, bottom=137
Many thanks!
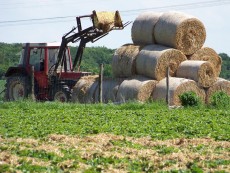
left=19, top=43, right=82, bottom=87
left=19, top=42, right=72, bottom=74
left=5, top=42, right=86, bottom=101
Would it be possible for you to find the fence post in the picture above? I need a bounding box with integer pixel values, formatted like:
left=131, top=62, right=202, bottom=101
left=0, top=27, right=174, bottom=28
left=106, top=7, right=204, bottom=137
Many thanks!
left=166, top=66, right=170, bottom=107
left=99, top=63, right=104, bottom=103
left=31, top=66, right=36, bottom=101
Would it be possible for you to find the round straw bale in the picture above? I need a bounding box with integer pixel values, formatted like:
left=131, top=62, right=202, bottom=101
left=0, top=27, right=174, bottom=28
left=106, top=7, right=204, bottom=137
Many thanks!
left=131, top=12, right=162, bottom=45
left=136, top=44, right=187, bottom=80
left=112, top=44, right=142, bottom=77
left=206, top=78, right=230, bottom=103
left=152, top=77, right=205, bottom=106
left=188, top=47, right=222, bottom=76
left=72, top=75, right=98, bottom=103
left=154, top=11, right=206, bottom=55
left=116, top=75, right=158, bottom=103
left=176, top=60, right=217, bottom=88
left=94, top=78, right=124, bottom=103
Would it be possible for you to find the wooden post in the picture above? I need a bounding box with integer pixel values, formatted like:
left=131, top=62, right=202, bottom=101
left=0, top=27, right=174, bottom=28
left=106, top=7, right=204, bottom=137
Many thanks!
left=31, top=66, right=36, bottom=101
left=166, top=66, right=170, bottom=106
left=99, top=64, right=104, bottom=103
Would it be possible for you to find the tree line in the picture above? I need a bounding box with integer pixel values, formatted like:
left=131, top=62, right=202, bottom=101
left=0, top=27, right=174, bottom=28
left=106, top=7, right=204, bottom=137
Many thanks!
left=0, top=43, right=115, bottom=78
left=0, top=42, right=229, bottom=79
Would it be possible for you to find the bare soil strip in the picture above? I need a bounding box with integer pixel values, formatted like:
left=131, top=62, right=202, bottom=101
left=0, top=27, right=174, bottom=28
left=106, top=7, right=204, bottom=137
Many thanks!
left=0, top=134, right=229, bottom=172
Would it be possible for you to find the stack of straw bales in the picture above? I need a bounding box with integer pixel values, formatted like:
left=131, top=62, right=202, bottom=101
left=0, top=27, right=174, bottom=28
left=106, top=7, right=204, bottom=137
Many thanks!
left=72, top=75, right=99, bottom=103
left=72, top=76, right=124, bottom=103
left=152, top=78, right=206, bottom=106
left=116, top=76, right=158, bottom=103
left=131, top=11, right=206, bottom=55
left=206, top=78, right=230, bottom=103
left=94, top=78, right=124, bottom=103
left=188, top=47, right=222, bottom=76
left=112, top=44, right=142, bottom=78
left=72, top=11, right=230, bottom=105
left=135, top=44, right=187, bottom=80
left=132, top=12, right=162, bottom=45
left=176, top=60, right=216, bottom=88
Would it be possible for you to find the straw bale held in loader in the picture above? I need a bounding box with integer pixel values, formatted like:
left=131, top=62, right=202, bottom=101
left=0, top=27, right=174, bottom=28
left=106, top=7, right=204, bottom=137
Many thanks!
left=93, top=11, right=124, bottom=33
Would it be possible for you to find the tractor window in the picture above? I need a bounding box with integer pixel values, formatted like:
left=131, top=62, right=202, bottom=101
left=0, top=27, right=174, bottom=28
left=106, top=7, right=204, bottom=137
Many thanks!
left=48, top=48, right=59, bottom=69
left=30, top=48, right=45, bottom=71
left=48, top=48, right=71, bottom=72
left=19, top=49, right=25, bottom=65
left=65, top=50, right=71, bottom=71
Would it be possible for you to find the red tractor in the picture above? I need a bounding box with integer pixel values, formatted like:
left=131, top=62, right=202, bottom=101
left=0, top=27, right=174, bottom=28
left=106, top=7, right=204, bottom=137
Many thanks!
left=4, top=11, right=129, bottom=102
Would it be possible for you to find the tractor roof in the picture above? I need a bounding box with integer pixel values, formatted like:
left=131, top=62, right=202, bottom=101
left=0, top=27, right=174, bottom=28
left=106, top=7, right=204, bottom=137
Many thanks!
left=22, top=42, right=61, bottom=48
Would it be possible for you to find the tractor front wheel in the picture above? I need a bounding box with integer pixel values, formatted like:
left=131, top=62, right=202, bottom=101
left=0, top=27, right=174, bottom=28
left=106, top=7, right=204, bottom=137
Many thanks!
left=5, top=76, right=29, bottom=101
left=53, top=85, right=71, bottom=102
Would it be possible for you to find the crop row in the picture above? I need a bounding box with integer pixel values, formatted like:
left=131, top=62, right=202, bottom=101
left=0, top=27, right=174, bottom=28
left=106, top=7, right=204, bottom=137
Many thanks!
left=0, top=101, right=229, bottom=140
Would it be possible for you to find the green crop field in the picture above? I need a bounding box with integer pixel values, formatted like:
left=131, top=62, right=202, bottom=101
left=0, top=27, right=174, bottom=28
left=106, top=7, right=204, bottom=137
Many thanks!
left=0, top=101, right=229, bottom=172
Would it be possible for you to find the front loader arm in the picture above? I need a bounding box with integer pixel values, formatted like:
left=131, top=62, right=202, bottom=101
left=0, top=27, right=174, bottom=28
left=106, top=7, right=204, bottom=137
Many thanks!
left=53, top=10, right=130, bottom=74
left=54, top=26, right=94, bottom=73
left=72, top=30, right=109, bottom=71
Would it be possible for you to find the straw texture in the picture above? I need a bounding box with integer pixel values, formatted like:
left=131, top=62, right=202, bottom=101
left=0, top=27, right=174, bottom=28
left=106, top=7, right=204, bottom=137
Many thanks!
left=94, top=78, right=124, bottom=103
left=154, top=11, right=206, bottom=55
left=71, top=75, right=98, bottom=103
left=93, top=11, right=123, bottom=32
left=112, top=44, right=142, bottom=77
left=152, top=77, right=206, bottom=106
left=176, top=60, right=217, bottom=88
left=206, top=78, right=230, bottom=103
left=131, top=12, right=162, bottom=45
left=136, top=44, right=187, bottom=80
left=188, top=47, right=222, bottom=76
left=116, top=75, right=158, bottom=102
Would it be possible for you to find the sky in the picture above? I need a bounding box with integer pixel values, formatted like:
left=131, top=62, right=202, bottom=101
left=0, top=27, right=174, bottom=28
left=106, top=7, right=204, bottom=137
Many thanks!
left=0, top=0, right=230, bottom=55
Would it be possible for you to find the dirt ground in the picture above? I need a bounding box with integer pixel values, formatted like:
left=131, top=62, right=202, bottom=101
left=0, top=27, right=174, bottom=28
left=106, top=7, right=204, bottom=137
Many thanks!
left=0, top=133, right=229, bottom=172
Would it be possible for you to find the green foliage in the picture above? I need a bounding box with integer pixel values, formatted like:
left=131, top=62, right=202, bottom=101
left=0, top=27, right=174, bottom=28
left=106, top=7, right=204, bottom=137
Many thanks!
left=0, top=80, right=6, bottom=101
left=186, top=162, right=203, bottom=173
left=0, top=101, right=229, bottom=141
left=204, top=159, right=230, bottom=169
left=16, top=149, right=57, bottom=161
left=0, top=164, right=10, bottom=172
left=179, top=91, right=201, bottom=107
left=154, top=145, right=179, bottom=155
left=0, top=43, right=22, bottom=78
left=210, top=91, right=230, bottom=108
left=0, top=43, right=115, bottom=78
left=85, top=156, right=155, bottom=172
left=219, top=53, right=230, bottom=80
left=70, top=46, right=114, bottom=77
left=110, top=139, right=146, bottom=150
left=16, top=161, right=49, bottom=172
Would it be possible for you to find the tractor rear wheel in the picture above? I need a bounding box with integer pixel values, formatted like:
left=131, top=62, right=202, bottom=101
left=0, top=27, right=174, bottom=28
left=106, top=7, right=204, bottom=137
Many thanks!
left=53, top=85, right=72, bottom=102
left=5, top=76, right=29, bottom=101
